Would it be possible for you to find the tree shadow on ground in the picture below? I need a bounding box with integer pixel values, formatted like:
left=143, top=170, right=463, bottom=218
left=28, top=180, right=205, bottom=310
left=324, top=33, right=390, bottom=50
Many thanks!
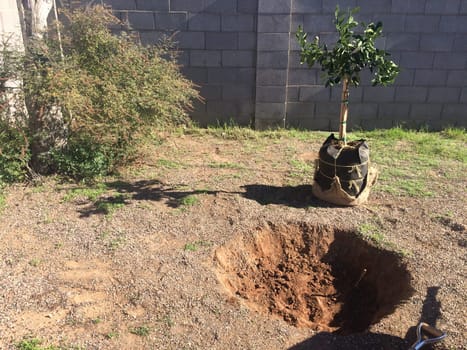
left=107, top=179, right=218, bottom=206
left=77, top=179, right=219, bottom=217
left=77, top=193, right=130, bottom=217
left=77, top=181, right=341, bottom=217
left=240, top=184, right=333, bottom=208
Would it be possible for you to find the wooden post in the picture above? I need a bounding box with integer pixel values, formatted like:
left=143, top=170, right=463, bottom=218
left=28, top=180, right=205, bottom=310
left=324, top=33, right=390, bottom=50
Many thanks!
left=339, top=76, right=350, bottom=144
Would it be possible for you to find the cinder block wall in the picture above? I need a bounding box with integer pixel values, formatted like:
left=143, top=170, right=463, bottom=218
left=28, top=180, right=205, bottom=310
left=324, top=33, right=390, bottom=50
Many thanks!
left=286, top=0, right=467, bottom=130
left=76, top=0, right=467, bottom=130
left=102, top=0, right=258, bottom=126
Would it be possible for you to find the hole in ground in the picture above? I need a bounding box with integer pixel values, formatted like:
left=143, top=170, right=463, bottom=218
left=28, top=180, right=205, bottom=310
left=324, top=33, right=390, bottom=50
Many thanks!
left=215, top=222, right=414, bottom=334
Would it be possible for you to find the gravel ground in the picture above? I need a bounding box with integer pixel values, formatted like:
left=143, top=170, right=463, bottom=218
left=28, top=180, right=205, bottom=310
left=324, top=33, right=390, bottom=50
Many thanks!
left=0, top=133, right=465, bottom=349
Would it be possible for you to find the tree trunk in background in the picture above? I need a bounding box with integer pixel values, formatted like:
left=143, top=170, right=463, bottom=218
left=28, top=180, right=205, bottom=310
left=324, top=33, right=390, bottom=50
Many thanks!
left=21, top=0, right=64, bottom=173
left=30, top=0, right=53, bottom=38
left=0, top=0, right=27, bottom=124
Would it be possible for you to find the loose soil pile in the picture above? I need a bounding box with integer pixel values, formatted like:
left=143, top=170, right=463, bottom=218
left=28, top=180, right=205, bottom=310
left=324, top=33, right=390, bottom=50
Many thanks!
left=0, top=132, right=465, bottom=350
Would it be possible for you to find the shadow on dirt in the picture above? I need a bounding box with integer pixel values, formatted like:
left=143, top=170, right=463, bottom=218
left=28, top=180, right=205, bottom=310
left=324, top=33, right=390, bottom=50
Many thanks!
left=404, top=286, right=443, bottom=345
left=107, top=179, right=218, bottom=206
left=289, top=286, right=443, bottom=350
left=77, top=179, right=219, bottom=217
left=240, top=184, right=331, bottom=208
left=77, top=180, right=333, bottom=216
left=289, top=331, right=409, bottom=350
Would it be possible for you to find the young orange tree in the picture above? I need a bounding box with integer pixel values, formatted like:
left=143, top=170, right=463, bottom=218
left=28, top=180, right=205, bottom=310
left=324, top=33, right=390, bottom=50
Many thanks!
left=296, top=7, right=399, bottom=205
left=296, top=7, right=399, bottom=144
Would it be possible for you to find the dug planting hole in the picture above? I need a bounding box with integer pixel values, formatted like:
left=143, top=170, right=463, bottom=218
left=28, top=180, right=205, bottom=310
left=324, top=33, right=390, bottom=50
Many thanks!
left=215, top=222, right=414, bottom=334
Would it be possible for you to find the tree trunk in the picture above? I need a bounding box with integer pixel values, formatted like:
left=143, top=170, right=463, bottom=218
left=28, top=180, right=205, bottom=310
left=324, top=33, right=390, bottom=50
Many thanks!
left=339, top=76, right=350, bottom=144
left=30, top=0, right=53, bottom=39
left=23, top=0, right=63, bottom=173
left=0, top=0, right=27, bottom=123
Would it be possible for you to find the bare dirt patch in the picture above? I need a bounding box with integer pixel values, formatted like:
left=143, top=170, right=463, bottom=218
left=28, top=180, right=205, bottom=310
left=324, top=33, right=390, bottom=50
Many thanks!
left=0, top=132, right=465, bottom=350
left=215, top=222, right=413, bottom=334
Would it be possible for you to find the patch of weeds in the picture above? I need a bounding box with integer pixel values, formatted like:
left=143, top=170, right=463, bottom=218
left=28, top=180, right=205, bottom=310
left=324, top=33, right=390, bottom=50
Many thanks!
left=107, top=236, right=126, bottom=251
left=440, top=127, right=466, bottom=141
left=357, top=222, right=409, bottom=256
left=92, top=317, right=102, bottom=324
left=15, top=338, right=58, bottom=350
left=397, top=248, right=412, bottom=258
left=129, top=325, right=150, bottom=337
left=397, top=180, right=433, bottom=197
left=63, top=183, right=108, bottom=202
left=0, top=189, right=6, bottom=212
left=288, top=159, right=314, bottom=183
left=41, top=214, right=54, bottom=224
left=208, top=161, right=245, bottom=170
left=351, top=128, right=466, bottom=196
left=29, top=259, right=41, bottom=267
left=99, top=231, right=110, bottom=240
left=374, top=163, right=433, bottom=197
left=99, top=230, right=126, bottom=251
left=156, top=158, right=183, bottom=169
left=282, top=128, right=327, bottom=142
left=290, top=159, right=313, bottom=173
left=202, top=124, right=258, bottom=140
left=29, top=184, right=46, bottom=193
left=159, top=315, right=175, bottom=327
left=306, top=128, right=464, bottom=198
left=106, top=331, right=119, bottom=339
left=212, top=173, right=242, bottom=182
left=95, top=194, right=128, bottom=216
left=184, top=243, right=198, bottom=251
left=184, top=240, right=212, bottom=252
left=179, top=194, right=199, bottom=208
left=191, top=124, right=326, bottom=142
left=183, top=121, right=327, bottom=142
left=377, top=166, right=434, bottom=197
left=358, top=223, right=386, bottom=247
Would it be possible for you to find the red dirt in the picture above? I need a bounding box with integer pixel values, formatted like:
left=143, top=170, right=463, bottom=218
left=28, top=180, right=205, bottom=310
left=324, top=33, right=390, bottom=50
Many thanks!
left=215, top=222, right=414, bottom=334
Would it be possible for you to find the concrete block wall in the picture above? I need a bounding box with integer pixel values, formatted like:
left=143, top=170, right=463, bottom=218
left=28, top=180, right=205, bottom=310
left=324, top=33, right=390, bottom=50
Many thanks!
left=255, top=0, right=292, bottom=129
left=63, top=0, right=466, bottom=130
left=100, top=0, right=258, bottom=126
left=287, top=0, right=467, bottom=130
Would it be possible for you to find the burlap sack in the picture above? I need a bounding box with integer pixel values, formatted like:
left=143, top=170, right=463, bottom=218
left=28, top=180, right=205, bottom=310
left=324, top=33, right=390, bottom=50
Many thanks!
left=312, top=163, right=378, bottom=206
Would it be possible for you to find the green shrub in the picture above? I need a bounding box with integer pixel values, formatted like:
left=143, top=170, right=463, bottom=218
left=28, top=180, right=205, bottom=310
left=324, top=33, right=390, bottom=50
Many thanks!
left=20, top=6, right=198, bottom=179
left=0, top=120, right=29, bottom=183
left=51, top=135, right=113, bottom=180
left=1, top=36, right=29, bottom=183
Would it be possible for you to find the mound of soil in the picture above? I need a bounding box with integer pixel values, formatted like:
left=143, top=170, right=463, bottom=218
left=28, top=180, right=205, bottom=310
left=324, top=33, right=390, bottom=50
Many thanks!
left=215, top=222, right=414, bottom=334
